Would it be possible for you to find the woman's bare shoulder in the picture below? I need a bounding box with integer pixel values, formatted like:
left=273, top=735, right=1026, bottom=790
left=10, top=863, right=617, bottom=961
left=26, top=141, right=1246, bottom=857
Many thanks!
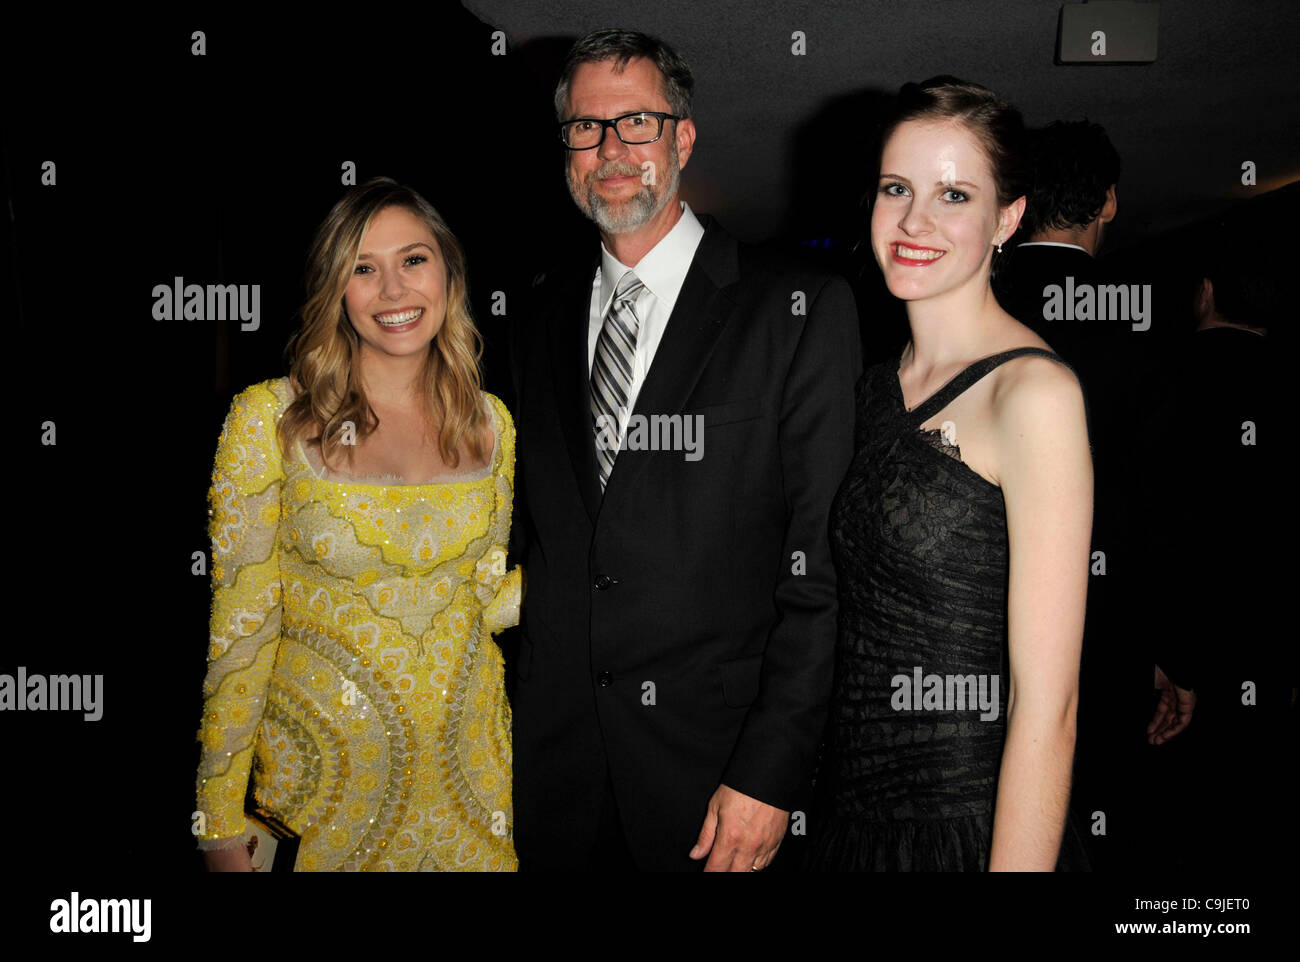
left=987, top=315, right=1078, bottom=403
left=990, top=350, right=1087, bottom=450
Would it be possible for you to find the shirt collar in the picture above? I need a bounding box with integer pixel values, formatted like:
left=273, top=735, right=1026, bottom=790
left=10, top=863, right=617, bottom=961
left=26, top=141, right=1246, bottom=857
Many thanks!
left=1016, top=241, right=1092, bottom=255
left=598, top=202, right=704, bottom=312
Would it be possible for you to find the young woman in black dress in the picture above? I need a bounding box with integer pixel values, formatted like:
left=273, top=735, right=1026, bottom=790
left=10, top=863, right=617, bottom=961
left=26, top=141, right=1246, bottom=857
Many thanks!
left=807, top=78, right=1093, bottom=871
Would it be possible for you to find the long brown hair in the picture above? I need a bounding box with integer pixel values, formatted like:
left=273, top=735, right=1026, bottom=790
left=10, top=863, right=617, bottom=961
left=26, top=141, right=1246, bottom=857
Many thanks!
left=278, top=177, right=488, bottom=469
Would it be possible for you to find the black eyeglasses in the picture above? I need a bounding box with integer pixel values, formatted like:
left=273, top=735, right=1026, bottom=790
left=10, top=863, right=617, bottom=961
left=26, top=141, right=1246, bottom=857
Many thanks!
left=559, top=111, right=681, bottom=150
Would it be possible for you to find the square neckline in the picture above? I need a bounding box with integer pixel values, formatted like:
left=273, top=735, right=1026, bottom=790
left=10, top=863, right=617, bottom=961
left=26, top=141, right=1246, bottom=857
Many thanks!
left=290, top=384, right=501, bottom=489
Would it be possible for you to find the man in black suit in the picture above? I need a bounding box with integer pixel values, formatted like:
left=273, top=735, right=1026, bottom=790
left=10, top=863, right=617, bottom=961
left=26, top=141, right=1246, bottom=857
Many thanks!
left=993, top=125, right=1128, bottom=591
left=994, top=120, right=1119, bottom=360
left=508, top=29, right=860, bottom=871
left=993, top=120, right=1150, bottom=869
left=994, top=123, right=1126, bottom=644
left=1149, top=231, right=1289, bottom=870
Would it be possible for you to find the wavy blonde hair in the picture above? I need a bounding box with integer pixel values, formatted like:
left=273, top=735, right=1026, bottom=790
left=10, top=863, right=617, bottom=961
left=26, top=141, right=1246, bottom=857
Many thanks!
left=278, top=177, right=488, bottom=470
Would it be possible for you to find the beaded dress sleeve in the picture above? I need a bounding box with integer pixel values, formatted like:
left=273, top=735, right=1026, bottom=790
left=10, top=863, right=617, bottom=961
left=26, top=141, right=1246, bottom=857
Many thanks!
left=476, top=394, right=522, bottom=635
left=195, top=381, right=287, bottom=849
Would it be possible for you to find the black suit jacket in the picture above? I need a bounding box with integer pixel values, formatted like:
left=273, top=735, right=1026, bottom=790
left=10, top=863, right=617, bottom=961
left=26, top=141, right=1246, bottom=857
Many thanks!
left=998, top=243, right=1155, bottom=757
left=507, top=215, right=861, bottom=870
left=996, top=243, right=1108, bottom=363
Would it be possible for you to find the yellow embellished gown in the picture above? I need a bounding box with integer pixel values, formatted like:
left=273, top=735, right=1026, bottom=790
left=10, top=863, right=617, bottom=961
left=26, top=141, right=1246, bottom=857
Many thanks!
left=195, top=378, right=520, bottom=871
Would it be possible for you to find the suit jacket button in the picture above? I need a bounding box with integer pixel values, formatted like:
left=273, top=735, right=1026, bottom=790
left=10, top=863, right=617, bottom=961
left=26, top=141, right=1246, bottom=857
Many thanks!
left=597, top=671, right=613, bottom=687
left=593, top=574, right=613, bottom=590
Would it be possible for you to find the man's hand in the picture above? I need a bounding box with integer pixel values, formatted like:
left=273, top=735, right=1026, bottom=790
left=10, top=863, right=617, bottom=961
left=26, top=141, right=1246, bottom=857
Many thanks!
left=1148, top=663, right=1196, bottom=745
left=689, top=783, right=788, bottom=872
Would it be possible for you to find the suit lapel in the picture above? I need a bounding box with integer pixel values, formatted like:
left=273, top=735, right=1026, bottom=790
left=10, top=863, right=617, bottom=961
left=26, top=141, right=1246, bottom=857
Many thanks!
left=547, top=247, right=603, bottom=524
left=601, top=217, right=740, bottom=506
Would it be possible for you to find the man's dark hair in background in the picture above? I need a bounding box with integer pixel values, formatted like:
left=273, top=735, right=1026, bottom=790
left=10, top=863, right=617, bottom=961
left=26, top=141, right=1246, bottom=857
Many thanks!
left=994, top=119, right=1120, bottom=333
left=1018, top=119, right=1121, bottom=240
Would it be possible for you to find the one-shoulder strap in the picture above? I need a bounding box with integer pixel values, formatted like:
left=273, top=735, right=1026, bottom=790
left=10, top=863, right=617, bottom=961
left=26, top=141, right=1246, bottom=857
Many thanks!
left=907, top=347, right=1069, bottom=425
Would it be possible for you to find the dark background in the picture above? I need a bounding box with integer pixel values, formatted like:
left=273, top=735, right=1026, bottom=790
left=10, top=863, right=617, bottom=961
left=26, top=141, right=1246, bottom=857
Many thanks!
left=3, top=0, right=1296, bottom=931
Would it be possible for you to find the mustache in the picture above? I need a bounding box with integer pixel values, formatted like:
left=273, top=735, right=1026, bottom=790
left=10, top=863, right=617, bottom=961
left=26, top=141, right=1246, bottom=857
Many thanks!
left=588, top=161, right=644, bottom=181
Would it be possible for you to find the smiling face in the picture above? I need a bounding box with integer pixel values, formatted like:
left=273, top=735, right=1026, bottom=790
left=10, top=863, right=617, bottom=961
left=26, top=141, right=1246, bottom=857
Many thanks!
left=343, top=205, right=447, bottom=363
left=872, top=118, right=1022, bottom=303
left=563, top=56, right=694, bottom=235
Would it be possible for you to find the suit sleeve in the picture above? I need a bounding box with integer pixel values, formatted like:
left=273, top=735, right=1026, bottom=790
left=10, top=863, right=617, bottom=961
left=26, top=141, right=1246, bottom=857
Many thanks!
left=1143, top=347, right=1198, bottom=691
left=721, top=274, right=862, bottom=810
left=505, top=295, right=532, bottom=573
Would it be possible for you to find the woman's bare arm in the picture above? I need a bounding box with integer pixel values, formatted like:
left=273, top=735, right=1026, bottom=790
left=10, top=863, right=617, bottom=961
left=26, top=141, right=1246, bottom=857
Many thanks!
left=988, top=357, right=1093, bottom=871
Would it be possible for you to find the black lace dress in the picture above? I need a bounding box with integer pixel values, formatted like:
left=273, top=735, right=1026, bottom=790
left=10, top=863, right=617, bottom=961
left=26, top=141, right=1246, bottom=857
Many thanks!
left=806, top=347, right=1090, bottom=871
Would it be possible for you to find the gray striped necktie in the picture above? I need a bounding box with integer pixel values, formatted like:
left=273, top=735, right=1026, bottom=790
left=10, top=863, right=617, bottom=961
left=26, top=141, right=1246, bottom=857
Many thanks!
left=591, top=270, right=645, bottom=490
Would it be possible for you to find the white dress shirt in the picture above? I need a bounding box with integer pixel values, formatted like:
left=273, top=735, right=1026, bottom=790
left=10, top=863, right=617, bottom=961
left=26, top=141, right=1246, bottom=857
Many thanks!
left=587, top=201, right=706, bottom=446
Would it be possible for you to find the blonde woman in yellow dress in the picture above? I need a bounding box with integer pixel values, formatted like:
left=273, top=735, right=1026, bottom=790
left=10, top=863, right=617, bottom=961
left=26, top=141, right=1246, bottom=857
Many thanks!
left=195, top=177, right=521, bottom=871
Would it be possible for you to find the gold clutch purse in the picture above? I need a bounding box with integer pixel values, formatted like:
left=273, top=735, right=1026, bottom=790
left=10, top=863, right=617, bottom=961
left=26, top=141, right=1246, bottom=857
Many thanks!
left=238, top=804, right=301, bottom=873
left=233, top=777, right=300, bottom=872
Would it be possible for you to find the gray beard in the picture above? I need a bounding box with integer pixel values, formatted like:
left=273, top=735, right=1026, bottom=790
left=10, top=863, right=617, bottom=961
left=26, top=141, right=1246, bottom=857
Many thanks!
left=570, top=146, right=681, bottom=234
